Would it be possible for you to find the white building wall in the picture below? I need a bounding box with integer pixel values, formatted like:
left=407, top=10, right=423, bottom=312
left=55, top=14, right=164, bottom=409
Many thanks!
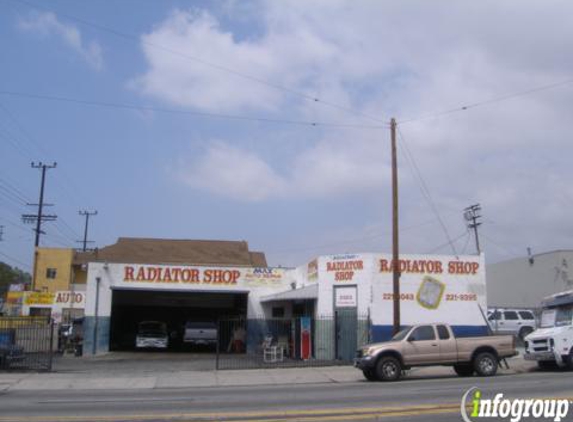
left=487, top=250, right=573, bottom=308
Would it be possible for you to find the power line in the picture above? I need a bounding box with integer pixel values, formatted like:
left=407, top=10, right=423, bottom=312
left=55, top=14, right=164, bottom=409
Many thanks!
left=0, top=102, right=96, bottom=210
left=0, top=178, right=31, bottom=204
left=55, top=218, right=82, bottom=240
left=270, top=213, right=458, bottom=256
left=7, top=0, right=387, bottom=125
left=8, top=0, right=573, bottom=133
left=0, top=249, right=31, bottom=270
left=426, top=231, right=469, bottom=254
left=0, top=90, right=387, bottom=130
left=397, top=127, right=458, bottom=256
left=399, top=78, right=573, bottom=125
left=0, top=184, right=27, bottom=206
left=0, top=102, right=50, bottom=157
left=0, top=216, right=30, bottom=234
left=480, top=232, right=520, bottom=258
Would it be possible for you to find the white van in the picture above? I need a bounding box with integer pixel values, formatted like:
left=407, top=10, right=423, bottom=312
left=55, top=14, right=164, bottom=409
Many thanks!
left=524, top=290, right=573, bottom=369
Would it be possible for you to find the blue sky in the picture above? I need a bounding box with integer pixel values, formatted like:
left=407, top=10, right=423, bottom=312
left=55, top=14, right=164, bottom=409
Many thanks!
left=1, top=0, right=573, bottom=272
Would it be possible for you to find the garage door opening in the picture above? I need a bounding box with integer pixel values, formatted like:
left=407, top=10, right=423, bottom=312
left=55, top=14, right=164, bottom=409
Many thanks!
left=109, top=289, right=248, bottom=352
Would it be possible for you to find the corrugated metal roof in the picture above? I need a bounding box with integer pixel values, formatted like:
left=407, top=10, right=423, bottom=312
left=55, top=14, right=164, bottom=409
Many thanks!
left=260, top=284, right=318, bottom=302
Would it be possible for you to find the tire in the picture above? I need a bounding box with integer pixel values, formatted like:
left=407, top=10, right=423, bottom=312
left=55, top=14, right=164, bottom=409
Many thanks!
left=375, top=356, right=402, bottom=381
left=537, top=360, right=557, bottom=370
left=473, top=352, right=498, bottom=377
left=518, top=327, right=533, bottom=341
left=363, top=369, right=378, bottom=381
left=563, top=349, right=573, bottom=371
left=453, top=364, right=474, bottom=377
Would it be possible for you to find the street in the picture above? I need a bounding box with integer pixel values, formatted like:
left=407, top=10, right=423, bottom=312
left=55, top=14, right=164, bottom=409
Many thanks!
left=1, top=370, right=572, bottom=422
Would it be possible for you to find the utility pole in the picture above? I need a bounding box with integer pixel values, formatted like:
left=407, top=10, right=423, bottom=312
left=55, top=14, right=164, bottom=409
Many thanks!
left=77, top=210, right=97, bottom=252
left=0, top=225, right=4, bottom=242
left=391, top=118, right=401, bottom=335
left=464, top=204, right=482, bottom=254
left=22, top=162, right=57, bottom=247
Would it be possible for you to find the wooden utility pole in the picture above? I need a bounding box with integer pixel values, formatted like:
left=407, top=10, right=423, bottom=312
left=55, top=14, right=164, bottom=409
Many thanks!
left=78, top=210, right=98, bottom=252
left=391, top=118, right=401, bottom=335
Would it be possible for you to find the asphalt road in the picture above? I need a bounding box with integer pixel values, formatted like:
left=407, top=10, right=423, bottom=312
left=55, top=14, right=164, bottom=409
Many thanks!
left=1, top=370, right=572, bottom=422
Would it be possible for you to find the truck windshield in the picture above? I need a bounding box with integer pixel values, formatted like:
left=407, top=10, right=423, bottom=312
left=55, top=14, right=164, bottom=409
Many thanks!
left=391, top=327, right=412, bottom=341
left=138, top=322, right=166, bottom=334
left=540, top=306, right=573, bottom=328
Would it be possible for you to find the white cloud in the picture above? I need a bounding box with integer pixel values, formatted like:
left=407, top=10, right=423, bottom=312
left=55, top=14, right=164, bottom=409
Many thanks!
left=180, top=133, right=388, bottom=201
left=137, top=1, right=573, bottom=262
left=180, top=142, right=287, bottom=201
left=18, top=11, right=103, bottom=70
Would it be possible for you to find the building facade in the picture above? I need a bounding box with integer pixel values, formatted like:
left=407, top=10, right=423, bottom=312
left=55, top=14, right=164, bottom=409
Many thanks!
left=83, top=251, right=488, bottom=357
left=487, top=250, right=573, bottom=308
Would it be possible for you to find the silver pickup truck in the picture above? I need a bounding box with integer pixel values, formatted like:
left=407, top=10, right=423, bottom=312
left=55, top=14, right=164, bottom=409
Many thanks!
left=354, top=323, right=517, bottom=381
left=183, top=321, right=217, bottom=347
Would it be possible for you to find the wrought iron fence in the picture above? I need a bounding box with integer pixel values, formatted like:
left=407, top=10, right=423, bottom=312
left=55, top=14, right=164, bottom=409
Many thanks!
left=216, top=314, right=370, bottom=370
left=0, top=317, right=54, bottom=371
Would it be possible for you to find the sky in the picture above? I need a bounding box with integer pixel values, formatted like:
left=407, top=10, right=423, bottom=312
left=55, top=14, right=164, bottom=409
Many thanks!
left=1, top=0, right=572, bottom=273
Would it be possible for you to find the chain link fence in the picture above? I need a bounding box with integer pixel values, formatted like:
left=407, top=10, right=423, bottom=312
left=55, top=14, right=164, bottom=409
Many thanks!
left=0, top=317, right=54, bottom=371
left=216, top=314, right=370, bottom=370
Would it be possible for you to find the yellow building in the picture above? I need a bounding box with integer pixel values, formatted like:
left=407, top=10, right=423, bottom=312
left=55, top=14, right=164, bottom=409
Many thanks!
left=33, top=248, right=86, bottom=292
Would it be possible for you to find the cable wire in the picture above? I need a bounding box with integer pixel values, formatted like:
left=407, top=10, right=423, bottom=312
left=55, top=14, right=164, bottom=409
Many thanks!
left=0, top=90, right=387, bottom=130
left=397, top=127, right=458, bottom=256
left=426, top=231, right=468, bottom=254
left=0, top=249, right=31, bottom=270
left=399, top=78, right=573, bottom=125
left=7, top=0, right=387, bottom=125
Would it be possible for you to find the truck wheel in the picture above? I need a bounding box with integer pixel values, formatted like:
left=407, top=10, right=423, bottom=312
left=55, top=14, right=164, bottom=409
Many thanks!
left=453, top=364, right=474, bottom=377
left=473, top=352, right=498, bottom=377
left=537, top=360, right=557, bottom=370
left=563, top=349, right=573, bottom=371
left=363, top=369, right=378, bottom=381
left=375, top=356, right=402, bottom=381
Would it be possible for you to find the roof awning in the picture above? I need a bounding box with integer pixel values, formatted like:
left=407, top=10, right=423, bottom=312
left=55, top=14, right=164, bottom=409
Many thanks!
left=260, top=284, right=318, bottom=303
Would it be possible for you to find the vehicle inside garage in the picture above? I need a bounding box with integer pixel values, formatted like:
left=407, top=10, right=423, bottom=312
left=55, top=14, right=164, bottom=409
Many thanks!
left=109, top=288, right=248, bottom=351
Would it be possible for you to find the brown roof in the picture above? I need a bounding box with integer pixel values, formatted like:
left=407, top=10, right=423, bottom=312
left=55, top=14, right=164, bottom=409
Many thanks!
left=74, top=237, right=267, bottom=267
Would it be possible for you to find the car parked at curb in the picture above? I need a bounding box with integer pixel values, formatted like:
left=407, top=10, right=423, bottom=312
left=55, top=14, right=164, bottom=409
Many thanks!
left=354, top=323, right=517, bottom=381
left=487, top=308, right=537, bottom=340
left=524, top=290, right=573, bottom=369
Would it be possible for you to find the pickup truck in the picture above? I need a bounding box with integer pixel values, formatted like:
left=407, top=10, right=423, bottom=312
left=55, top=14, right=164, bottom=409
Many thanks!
left=183, top=321, right=217, bottom=347
left=135, top=321, right=168, bottom=349
left=354, top=323, right=517, bottom=381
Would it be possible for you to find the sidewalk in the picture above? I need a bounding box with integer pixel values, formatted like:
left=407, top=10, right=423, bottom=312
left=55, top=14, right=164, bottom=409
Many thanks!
left=0, top=354, right=536, bottom=392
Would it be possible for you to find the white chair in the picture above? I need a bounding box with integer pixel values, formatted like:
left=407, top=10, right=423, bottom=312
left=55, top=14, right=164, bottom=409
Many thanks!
left=276, top=334, right=290, bottom=358
left=262, top=335, right=283, bottom=363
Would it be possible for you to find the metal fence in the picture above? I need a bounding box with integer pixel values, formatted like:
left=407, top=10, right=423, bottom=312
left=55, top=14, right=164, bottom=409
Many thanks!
left=216, top=314, right=370, bottom=370
left=0, top=317, right=54, bottom=371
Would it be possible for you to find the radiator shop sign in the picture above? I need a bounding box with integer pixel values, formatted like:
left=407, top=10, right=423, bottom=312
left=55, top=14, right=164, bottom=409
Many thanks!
left=123, top=265, right=242, bottom=286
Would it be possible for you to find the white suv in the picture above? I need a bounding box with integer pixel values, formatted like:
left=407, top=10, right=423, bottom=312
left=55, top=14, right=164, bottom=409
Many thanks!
left=487, top=308, right=537, bottom=340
